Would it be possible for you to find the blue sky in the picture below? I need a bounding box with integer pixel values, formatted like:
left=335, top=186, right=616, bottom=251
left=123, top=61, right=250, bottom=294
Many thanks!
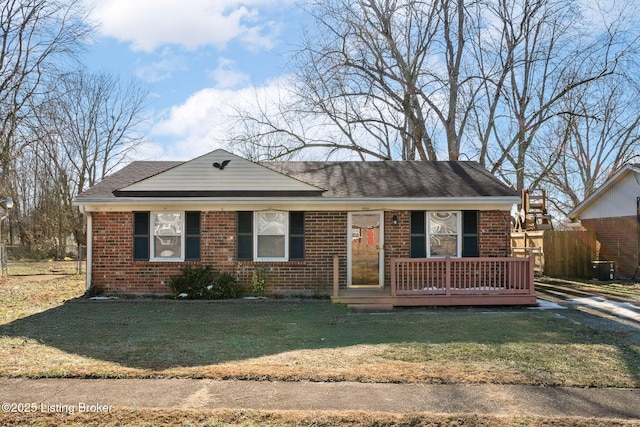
left=81, top=0, right=630, bottom=165
left=83, top=0, right=305, bottom=161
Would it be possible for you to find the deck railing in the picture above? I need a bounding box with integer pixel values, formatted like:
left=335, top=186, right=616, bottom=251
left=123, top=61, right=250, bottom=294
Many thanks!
left=390, top=256, right=535, bottom=297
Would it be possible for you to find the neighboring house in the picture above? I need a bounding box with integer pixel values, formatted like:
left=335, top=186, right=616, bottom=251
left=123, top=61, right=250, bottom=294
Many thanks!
left=570, top=164, right=640, bottom=278
left=74, top=149, right=536, bottom=306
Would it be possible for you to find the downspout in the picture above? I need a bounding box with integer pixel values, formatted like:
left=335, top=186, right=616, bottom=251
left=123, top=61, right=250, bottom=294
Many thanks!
left=86, top=212, right=92, bottom=292
left=79, top=205, right=92, bottom=292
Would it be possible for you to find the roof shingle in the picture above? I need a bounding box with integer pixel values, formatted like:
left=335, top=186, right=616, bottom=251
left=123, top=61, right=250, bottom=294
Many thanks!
left=75, top=159, right=516, bottom=200
left=265, top=161, right=516, bottom=198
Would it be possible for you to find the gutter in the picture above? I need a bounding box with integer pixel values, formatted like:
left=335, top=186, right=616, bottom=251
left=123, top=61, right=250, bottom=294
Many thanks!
left=73, top=196, right=521, bottom=211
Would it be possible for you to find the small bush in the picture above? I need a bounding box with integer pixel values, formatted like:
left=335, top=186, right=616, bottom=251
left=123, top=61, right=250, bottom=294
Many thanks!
left=169, top=266, right=244, bottom=299
left=251, top=267, right=267, bottom=296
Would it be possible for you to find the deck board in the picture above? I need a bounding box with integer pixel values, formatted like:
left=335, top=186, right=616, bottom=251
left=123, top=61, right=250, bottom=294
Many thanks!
left=332, top=291, right=537, bottom=307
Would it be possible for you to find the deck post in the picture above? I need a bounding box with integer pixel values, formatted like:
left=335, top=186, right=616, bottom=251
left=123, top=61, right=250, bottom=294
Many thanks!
left=390, top=258, right=396, bottom=296
left=333, top=255, right=339, bottom=297
left=528, top=254, right=536, bottom=296
left=445, top=257, right=451, bottom=296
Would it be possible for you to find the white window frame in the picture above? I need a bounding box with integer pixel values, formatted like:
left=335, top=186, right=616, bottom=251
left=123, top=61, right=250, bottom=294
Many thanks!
left=254, top=211, right=289, bottom=262
left=150, top=211, right=185, bottom=262
left=427, top=211, right=462, bottom=258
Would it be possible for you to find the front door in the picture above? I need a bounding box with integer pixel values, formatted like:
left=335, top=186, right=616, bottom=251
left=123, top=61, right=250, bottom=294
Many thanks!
left=348, top=212, right=384, bottom=287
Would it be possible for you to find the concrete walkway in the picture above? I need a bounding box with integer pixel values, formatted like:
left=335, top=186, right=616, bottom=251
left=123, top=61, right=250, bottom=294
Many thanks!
left=1, top=378, right=639, bottom=420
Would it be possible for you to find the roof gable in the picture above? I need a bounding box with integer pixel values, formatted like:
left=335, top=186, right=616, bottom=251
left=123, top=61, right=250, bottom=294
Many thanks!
left=570, top=164, right=640, bottom=219
left=117, top=149, right=324, bottom=196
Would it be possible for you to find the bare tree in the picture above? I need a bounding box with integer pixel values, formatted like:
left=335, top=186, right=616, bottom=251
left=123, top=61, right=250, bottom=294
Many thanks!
left=29, top=70, right=149, bottom=248
left=228, top=0, right=639, bottom=212
left=0, top=0, right=90, bottom=185
left=475, top=0, right=636, bottom=194
left=229, top=0, right=485, bottom=161
left=4, top=143, right=53, bottom=246
left=531, top=73, right=640, bottom=217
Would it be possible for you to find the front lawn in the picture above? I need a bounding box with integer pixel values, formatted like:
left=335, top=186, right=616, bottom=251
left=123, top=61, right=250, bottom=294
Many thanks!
left=0, top=275, right=638, bottom=387
left=0, top=278, right=640, bottom=387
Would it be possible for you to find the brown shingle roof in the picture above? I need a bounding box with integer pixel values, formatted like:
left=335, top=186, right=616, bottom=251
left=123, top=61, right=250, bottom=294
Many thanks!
left=76, top=161, right=182, bottom=200
left=75, top=159, right=516, bottom=200
left=266, top=161, right=516, bottom=198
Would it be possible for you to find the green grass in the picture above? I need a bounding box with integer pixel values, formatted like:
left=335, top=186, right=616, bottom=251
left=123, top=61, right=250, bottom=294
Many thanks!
left=6, top=260, right=86, bottom=276
left=0, top=276, right=638, bottom=387
left=536, top=277, right=640, bottom=302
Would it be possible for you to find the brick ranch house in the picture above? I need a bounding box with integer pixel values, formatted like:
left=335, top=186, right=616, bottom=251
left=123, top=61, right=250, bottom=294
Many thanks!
left=570, top=164, right=640, bottom=278
left=73, top=149, right=536, bottom=307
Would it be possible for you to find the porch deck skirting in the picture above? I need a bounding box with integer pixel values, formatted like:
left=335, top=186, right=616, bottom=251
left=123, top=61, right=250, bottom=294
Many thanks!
left=332, top=256, right=537, bottom=307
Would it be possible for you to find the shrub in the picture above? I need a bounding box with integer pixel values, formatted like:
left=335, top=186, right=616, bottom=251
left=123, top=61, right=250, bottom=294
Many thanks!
left=169, top=266, right=244, bottom=299
left=251, top=267, right=267, bottom=296
left=7, top=245, right=58, bottom=261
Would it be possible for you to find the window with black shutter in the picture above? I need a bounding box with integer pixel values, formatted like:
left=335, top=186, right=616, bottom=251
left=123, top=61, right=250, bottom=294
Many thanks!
left=237, top=211, right=305, bottom=261
left=185, top=211, right=201, bottom=261
left=133, top=212, right=150, bottom=261
left=237, top=211, right=253, bottom=261
left=462, top=210, right=479, bottom=257
left=133, top=211, right=201, bottom=261
left=411, top=210, right=476, bottom=258
left=289, top=211, right=305, bottom=260
left=410, top=211, right=426, bottom=258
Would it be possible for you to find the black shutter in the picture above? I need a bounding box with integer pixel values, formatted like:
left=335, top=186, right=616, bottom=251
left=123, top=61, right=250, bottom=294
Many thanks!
left=410, top=211, right=426, bottom=258
left=237, top=211, right=253, bottom=261
left=133, top=212, right=150, bottom=261
left=462, top=211, right=479, bottom=257
left=289, top=211, right=305, bottom=260
left=185, top=211, right=201, bottom=261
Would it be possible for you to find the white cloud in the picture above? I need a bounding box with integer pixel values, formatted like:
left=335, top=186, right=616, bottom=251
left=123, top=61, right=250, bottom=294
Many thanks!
left=210, top=57, right=249, bottom=89
left=134, top=48, right=188, bottom=83
left=240, top=20, right=281, bottom=51
left=127, top=140, right=168, bottom=162
left=86, top=0, right=287, bottom=52
left=149, top=79, right=289, bottom=160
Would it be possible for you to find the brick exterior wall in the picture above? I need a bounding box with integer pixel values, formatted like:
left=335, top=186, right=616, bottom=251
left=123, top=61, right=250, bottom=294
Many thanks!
left=235, top=211, right=348, bottom=295
left=383, top=210, right=411, bottom=287
left=90, top=209, right=511, bottom=295
left=91, top=211, right=347, bottom=296
left=581, top=216, right=638, bottom=278
left=478, top=210, right=511, bottom=257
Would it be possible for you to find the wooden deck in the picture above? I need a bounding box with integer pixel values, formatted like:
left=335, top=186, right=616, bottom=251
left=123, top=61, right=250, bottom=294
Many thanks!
left=331, top=256, right=537, bottom=308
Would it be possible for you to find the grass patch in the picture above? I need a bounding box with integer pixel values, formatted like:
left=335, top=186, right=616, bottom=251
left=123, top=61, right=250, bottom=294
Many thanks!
left=0, top=275, right=638, bottom=387
left=1, top=408, right=638, bottom=427
left=537, top=277, right=640, bottom=302
left=6, top=260, right=86, bottom=276
left=0, top=275, right=85, bottom=323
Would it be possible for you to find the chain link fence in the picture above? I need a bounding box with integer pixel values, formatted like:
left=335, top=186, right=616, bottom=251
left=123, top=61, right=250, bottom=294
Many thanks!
left=1, top=245, right=86, bottom=276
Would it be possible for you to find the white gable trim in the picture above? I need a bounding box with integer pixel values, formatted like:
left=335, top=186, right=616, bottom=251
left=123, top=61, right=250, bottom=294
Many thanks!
left=570, top=165, right=640, bottom=219
left=119, top=149, right=324, bottom=194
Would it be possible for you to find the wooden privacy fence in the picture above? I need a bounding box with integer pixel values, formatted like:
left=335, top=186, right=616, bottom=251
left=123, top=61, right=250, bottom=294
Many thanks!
left=390, top=257, right=535, bottom=297
left=511, top=230, right=596, bottom=278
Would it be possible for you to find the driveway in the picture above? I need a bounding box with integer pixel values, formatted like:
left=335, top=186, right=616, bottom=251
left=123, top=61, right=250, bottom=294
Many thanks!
left=535, top=280, right=640, bottom=345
